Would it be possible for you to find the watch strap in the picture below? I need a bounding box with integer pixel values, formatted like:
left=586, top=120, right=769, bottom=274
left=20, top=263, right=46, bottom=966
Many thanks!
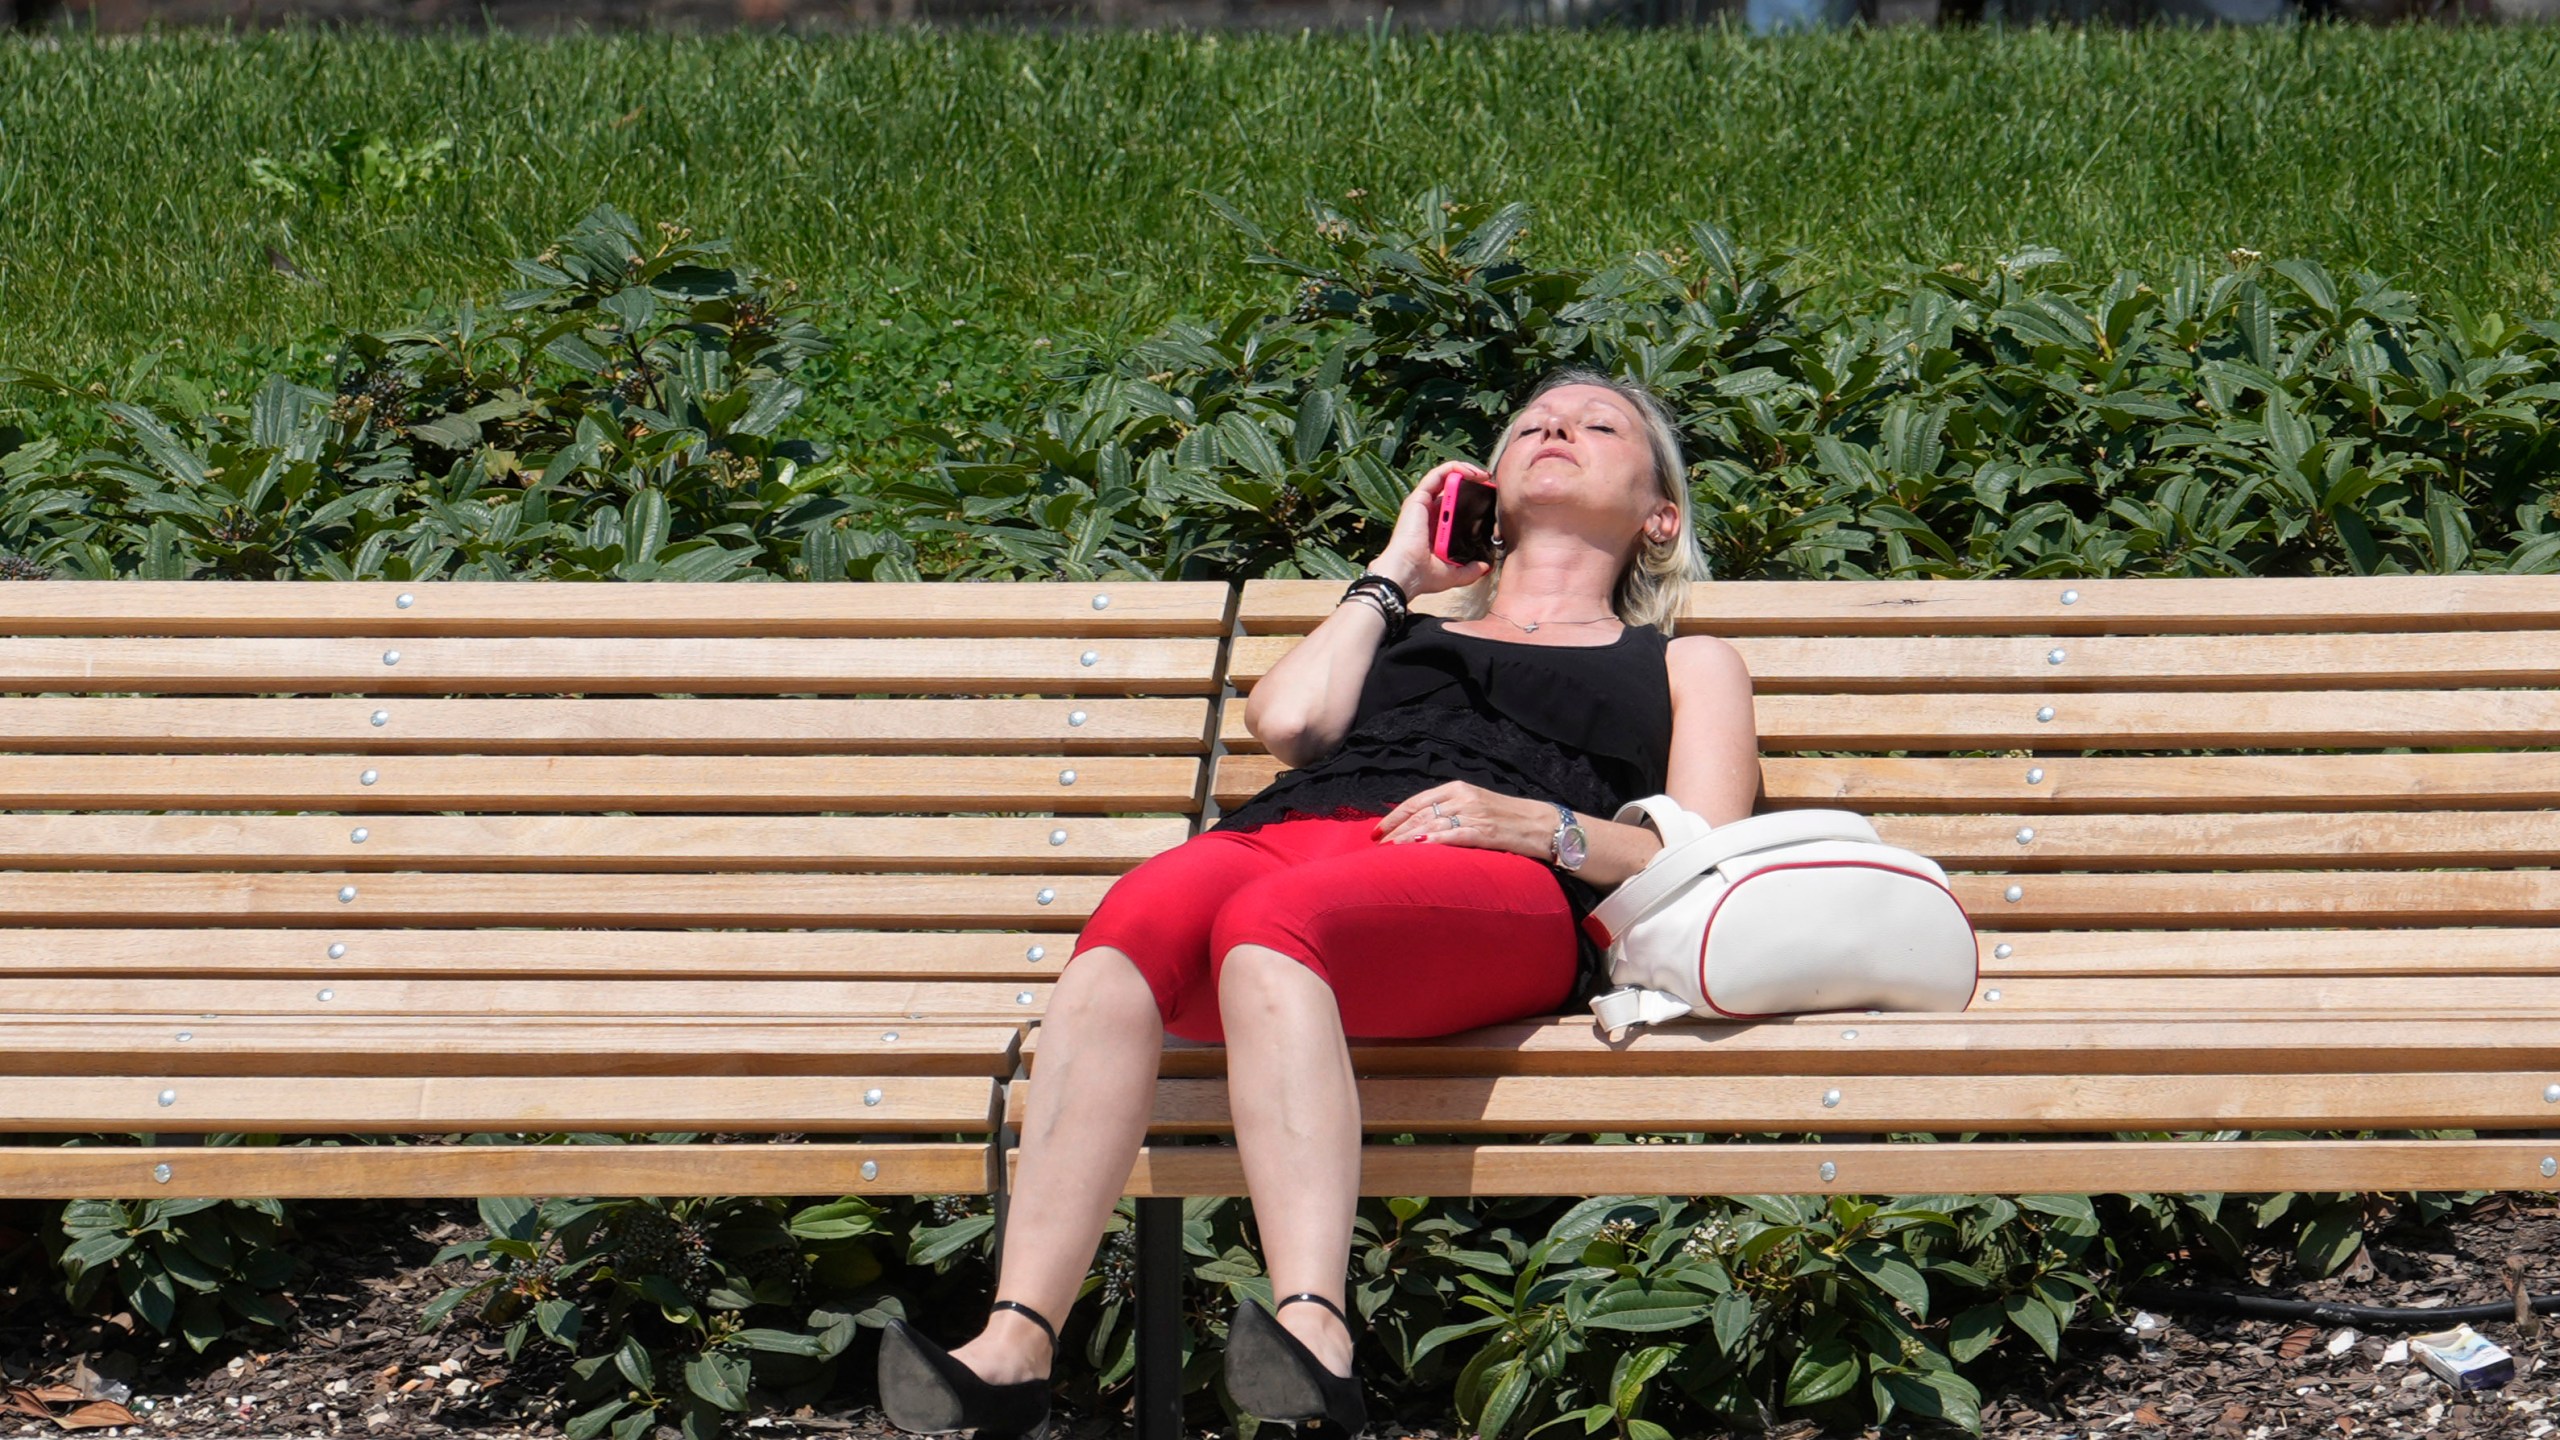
left=1548, top=802, right=1582, bottom=868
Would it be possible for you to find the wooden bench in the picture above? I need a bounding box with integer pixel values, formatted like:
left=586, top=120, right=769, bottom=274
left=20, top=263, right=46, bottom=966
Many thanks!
left=0, top=579, right=1229, bottom=1207
left=7, top=574, right=2558, bottom=1440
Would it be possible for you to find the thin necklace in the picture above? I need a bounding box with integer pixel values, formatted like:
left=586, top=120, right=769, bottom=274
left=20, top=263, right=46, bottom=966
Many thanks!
left=1487, top=607, right=1620, bottom=635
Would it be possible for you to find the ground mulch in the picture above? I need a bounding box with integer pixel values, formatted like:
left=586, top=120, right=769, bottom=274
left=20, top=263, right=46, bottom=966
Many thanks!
left=2, top=1191, right=2553, bottom=1439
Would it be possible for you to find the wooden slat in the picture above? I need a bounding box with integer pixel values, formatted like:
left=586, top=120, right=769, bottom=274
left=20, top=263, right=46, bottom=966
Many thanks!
left=1014, top=1071, right=2560, bottom=1133
left=0, top=815, right=1187, bottom=872
left=0, top=1019, right=1025, bottom=1077
left=1238, top=575, right=2560, bottom=636
left=0, top=872, right=1118, bottom=926
left=1214, top=752, right=2560, bottom=813
left=1224, top=631, right=2560, bottom=692
left=1071, top=1016, right=2560, bottom=1079
left=0, top=979, right=1052, bottom=1020
left=1767, top=755, right=2560, bottom=812
left=1934, top=871, right=2560, bottom=927
left=1976, top=929, right=2560, bottom=977
left=0, top=755, right=1201, bottom=811
left=1873, top=811, right=2560, bottom=870
left=0, top=928, right=1081, bottom=980
left=0, top=580, right=1232, bottom=638
left=0, top=697, right=1212, bottom=754
left=1089, top=1139, right=2560, bottom=1198
left=40, top=860, right=2539, bottom=932
left=1222, top=689, right=2560, bottom=751
left=12, top=1075, right=999, bottom=1130
left=6, top=1143, right=993, bottom=1199
left=1962, top=976, right=2560, bottom=1013
left=0, top=637, right=1220, bottom=694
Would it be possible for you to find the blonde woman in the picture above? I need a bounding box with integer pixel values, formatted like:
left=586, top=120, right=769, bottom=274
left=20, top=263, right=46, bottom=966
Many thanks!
left=880, top=367, right=1762, bottom=1438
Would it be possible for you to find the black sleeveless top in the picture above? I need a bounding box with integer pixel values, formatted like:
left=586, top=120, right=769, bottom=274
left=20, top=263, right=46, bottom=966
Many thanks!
left=1210, top=612, right=1676, bottom=1011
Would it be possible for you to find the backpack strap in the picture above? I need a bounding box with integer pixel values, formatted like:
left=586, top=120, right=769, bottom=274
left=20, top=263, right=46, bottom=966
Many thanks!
left=1584, top=807, right=1881, bottom=947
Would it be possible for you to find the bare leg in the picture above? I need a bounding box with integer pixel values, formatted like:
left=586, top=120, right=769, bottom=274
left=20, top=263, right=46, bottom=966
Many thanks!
left=947, top=946, right=1162, bottom=1384
left=1217, top=942, right=1360, bottom=1377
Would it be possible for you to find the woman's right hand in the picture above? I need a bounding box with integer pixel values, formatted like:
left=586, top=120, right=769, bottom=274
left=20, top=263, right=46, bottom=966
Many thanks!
left=1365, top=461, right=1497, bottom=597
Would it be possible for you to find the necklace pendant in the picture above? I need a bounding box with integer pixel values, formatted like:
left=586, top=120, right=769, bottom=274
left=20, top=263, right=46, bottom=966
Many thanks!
left=1521, top=620, right=1538, bottom=632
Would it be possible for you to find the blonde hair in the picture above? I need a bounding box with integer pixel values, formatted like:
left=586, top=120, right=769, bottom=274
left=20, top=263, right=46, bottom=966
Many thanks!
left=1444, top=366, right=1712, bottom=637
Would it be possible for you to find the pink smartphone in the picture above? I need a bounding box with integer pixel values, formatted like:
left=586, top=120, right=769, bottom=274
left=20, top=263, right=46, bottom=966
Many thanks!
left=1432, top=469, right=1499, bottom=566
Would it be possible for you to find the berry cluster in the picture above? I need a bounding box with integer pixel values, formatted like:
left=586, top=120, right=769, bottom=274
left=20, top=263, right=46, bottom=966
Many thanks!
left=734, top=1242, right=807, bottom=1301
left=0, top=552, right=53, bottom=581
left=607, top=1204, right=714, bottom=1304
left=1094, top=1225, right=1138, bottom=1309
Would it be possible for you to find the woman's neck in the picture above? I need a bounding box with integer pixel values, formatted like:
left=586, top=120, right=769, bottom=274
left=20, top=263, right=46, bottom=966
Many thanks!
left=1487, top=533, right=1623, bottom=623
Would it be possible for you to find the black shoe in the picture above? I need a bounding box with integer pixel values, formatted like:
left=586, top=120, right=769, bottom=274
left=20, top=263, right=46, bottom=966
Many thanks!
left=1224, top=1290, right=1368, bottom=1436
left=877, top=1297, right=1057, bottom=1439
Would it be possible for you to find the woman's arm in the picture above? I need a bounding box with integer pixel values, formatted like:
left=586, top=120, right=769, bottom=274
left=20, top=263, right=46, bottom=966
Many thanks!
left=1242, top=553, right=1421, bottom=771
left=1660, top=632, right=1763, bottom=830
left=1245, top=463, right=1494, bottom=769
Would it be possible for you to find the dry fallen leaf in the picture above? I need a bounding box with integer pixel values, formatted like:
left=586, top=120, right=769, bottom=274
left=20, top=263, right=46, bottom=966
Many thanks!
left=2279, top=1325, right=2320, bottom=1361
left=2134, top=1403, right=2166, bottom=1425
left=51, top=1400, right=138, bottom=1432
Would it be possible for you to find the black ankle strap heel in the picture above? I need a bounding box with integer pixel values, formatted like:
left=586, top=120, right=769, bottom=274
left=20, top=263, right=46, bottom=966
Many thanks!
left=1225, top=1290, right=1368, bottom=1435
left=1276, top=1291, right=1349, bottom=1324
left=990, top=1299, right=1058, bottom=1356
left=878, top=1298, right=1059, bottom=1439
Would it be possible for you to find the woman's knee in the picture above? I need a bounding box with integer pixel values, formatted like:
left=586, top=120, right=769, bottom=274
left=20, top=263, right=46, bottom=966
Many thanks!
left=1209, top=878, right=1339, bottom=1025
left=1054, top=944, right=1172, bottom=1035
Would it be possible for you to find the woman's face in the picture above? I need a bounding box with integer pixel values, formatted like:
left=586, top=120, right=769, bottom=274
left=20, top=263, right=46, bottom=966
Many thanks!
left=1489, top=384, right=1666, bottom=551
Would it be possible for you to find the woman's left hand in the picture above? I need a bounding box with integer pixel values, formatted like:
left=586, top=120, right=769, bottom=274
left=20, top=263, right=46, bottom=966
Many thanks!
left=1371, top=781, right=1554, bottom=858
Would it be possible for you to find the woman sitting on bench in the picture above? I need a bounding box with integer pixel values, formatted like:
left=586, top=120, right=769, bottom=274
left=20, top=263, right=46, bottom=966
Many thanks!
left=879, top=367, right=1762, bottom=1438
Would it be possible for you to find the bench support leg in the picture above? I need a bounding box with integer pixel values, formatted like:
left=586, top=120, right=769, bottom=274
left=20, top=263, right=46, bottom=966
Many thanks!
left=1134, top=1196, right=1184, bottom=1440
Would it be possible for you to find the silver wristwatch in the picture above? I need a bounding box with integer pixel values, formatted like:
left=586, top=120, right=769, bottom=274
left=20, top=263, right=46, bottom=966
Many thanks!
left=1547, top=802, right=1588, bottom=872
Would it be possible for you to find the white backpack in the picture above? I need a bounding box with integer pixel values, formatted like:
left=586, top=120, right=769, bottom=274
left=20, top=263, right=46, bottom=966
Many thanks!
left=1583, top=795, right=1981, bottom=1034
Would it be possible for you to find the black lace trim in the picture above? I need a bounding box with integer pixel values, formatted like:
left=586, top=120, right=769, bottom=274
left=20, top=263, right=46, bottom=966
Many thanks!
left=1213, top=703, right=1622, bottom=836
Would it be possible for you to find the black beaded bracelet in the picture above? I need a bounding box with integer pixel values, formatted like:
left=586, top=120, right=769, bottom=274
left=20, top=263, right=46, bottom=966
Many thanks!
left=1354, top=571, right=1410, bottom=608
left=1339, top=579, right=1411, bottom=642
left=1344, top=574, right=1409, bottom=618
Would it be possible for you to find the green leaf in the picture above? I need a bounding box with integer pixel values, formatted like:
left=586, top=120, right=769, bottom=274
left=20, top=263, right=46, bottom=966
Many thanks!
left=128, top=1265, right=177, bottom=1333
left=565, top=1400, right=626, bottom=1440
left=1784, top=1339, right=1860, bottom=1406
left=1293, top=388, right=1339, bottom=467
left=1843, top=1241, right=1931, bottom=1318
left=1948, top=1302, right=2005, bottom=1362
left=614, top=1334, right=655, bottom=1392
left=478, top=1195, right=540, bottom=1243
left=2003, top=1291, right=2062, bottom=1361
left=624, top=488, right=672, bottom=564
left=788, top=1199, right=882, bottom=1241
left=60, top=1232, right=135, bottom=1272
left=684, top=1350, right=750, bottom=1411
left=536, top=1298, right=582, bottom=1348
left=2294, top=1203, right=2366, bottom=1278
left=409, top=413, right=483, bottom=452
left=1709, top=1290, right=1754, bottom=1355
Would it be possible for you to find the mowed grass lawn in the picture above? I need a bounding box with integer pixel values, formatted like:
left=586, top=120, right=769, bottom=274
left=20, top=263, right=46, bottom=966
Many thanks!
left=4, top=21, right=2559, bottom=393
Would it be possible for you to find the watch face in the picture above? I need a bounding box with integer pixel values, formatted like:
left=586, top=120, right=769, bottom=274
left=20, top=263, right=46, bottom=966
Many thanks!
left=1559, top=823, right=1588, bottom=869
